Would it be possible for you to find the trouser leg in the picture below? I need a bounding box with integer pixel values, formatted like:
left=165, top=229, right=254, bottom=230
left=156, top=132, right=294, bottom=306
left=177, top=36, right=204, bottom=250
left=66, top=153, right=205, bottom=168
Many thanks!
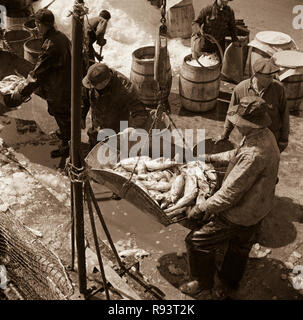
left=218, top=222, right=260, bottom=290
left=185, top=216, right=238, bottom=290
left=53, top=112, right=71, bottom=146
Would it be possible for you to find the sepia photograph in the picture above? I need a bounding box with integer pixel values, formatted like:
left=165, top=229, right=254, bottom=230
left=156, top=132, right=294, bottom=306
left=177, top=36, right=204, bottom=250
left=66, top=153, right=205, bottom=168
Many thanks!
left=0, top=0, right=302, bottom=310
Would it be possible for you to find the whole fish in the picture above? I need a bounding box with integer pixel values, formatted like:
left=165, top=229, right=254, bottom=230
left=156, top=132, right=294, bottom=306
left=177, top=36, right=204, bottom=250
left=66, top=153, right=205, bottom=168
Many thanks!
left=145, top=158, right=177, bottom=171
left=170, top=173, right=185, bottom=203
left=164, top=175, right=198, bottom=213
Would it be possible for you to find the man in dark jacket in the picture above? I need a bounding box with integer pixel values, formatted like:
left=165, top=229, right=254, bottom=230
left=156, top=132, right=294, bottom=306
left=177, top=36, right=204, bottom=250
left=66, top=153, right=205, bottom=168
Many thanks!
left=81, top=63, right=149, bottom=148
left=12, top=9, right=71, bottom=158
left=192, top=0, right=239, bottom=57
left=180, top=96, right=280, bottom=299
left=83, top=9, right=111, bottom=68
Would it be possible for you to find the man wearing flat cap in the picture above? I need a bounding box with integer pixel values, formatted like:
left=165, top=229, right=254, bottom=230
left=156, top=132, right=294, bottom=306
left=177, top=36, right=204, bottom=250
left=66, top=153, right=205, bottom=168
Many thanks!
left=81, top=63, right=149, bottom=148
left=11, top=8, right=72, bottom=158
left=180, top=96, right=280, bottom=299
left=217, top=57, right=289, bottom=153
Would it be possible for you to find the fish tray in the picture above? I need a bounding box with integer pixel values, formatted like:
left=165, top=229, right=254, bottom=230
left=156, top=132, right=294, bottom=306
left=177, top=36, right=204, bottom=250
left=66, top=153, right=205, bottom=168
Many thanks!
left=85, top=133, right=234, bottom=226
left=85, top=130, right=190, bottom=226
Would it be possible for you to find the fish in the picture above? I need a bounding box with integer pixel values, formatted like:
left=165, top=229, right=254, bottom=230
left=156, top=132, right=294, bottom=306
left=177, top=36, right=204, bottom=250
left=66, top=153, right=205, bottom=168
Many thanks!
left=145, top=157, right=177, bottom=171
left=164, top=175, right=198, bottom=213
left=170, top=173, right=185, bottom=203
left=140, top=180, right=172, bottom=192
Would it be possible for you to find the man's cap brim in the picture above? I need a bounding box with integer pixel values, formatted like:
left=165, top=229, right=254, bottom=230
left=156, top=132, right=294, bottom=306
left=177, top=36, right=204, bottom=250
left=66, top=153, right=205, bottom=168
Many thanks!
left=228, top=113, right=271, bottom=129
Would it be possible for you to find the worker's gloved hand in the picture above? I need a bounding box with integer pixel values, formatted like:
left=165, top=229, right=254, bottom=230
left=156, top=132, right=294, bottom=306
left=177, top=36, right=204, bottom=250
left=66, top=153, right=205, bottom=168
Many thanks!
left=197, top=154, right=212, bottom=163
left=10, top=87, right=28, bottom=107
left=187, top=205, right=204, bottom=220
left=191, top=34, right=205, bottom=60
left=278, top=140, right=288, bottom=153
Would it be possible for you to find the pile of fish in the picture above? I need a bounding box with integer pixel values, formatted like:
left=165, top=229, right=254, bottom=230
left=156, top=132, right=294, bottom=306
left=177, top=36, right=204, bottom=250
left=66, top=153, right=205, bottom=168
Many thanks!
left=106, top=156, right=218, bottom=219
left=0, top=75, right=25, bottom=95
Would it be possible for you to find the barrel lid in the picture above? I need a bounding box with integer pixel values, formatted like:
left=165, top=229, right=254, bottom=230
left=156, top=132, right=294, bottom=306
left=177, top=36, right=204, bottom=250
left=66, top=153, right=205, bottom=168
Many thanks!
left=256, top=31, right=291, bottom=46
left=273, top=50, right=303, bottom=68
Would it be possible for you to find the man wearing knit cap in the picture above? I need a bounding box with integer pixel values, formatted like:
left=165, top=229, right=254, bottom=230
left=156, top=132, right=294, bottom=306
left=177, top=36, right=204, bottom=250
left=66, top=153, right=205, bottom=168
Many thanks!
left=217, top=57, right=289, bottom=153
left=82, top=63, right=149, bottom=148
left=11, top=8, right=72, bottom=158
left=180, top=96, right=280, bottom=299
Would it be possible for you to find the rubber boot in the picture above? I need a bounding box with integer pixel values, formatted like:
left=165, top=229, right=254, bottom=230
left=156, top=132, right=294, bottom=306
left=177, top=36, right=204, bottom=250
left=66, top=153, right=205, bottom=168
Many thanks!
left=186, top=245, right=216, bottom=290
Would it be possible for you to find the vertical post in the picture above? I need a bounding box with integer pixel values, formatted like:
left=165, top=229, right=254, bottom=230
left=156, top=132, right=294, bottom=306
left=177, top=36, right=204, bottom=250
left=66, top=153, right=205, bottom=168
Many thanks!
left=71, top=0, right=86, bottom=295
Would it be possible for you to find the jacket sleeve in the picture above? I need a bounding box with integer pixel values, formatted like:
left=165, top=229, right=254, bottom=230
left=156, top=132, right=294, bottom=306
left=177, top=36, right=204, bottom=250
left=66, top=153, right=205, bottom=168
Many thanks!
left=205, top=152, right=264, bottom=214
left=20, top=40, right=57, bottom=97
left=228, top=8, right=238, bottom=42
left=192, top=7, right=207, bottom=35
left=278, top=85, right=289, bottom=142
left=222, top=89, right=240, bottom=139
left=210, top=149, right=238, bottom=166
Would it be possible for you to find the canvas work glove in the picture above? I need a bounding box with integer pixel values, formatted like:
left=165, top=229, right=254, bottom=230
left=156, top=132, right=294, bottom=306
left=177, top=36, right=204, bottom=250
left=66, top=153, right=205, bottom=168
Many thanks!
left=191, top=34, right=205, bottom=60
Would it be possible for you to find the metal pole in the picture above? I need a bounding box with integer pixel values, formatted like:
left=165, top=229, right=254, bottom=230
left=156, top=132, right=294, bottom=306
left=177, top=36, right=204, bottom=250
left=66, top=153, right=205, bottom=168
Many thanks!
left=71, top=0, right=87, bottom=295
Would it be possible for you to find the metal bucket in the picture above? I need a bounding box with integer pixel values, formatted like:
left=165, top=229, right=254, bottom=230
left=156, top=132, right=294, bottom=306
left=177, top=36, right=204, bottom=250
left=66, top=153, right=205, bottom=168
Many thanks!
left=24, top=38, right=42, bottom=64
left=4, top=26, right=33, bottom=58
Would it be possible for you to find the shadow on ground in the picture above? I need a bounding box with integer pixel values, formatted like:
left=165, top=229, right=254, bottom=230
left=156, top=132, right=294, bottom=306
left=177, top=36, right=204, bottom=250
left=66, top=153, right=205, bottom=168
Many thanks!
left=157, top=252, right=303, bottom=300
left=257, top=196, right=303, bottom=248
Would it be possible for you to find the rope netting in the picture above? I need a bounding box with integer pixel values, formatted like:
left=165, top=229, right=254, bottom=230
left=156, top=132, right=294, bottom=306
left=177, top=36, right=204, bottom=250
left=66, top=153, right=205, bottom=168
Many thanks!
left=0, top=207, right=73, bottom=300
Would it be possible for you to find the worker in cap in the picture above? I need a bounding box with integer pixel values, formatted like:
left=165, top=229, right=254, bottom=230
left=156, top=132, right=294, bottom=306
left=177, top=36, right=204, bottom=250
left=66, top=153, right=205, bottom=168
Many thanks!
left=81, top=10, right=112, bottom=131
left=81, top=63, right=149, bottom=148
left=84, top=9, right=111, bottom=67
left=217, top=57, right=289, bottom=153
left=180, top=95, right=280, bottom=299
left=192, top=0, right=239, bottom=59
left=11, top=8, right=72, bottom=159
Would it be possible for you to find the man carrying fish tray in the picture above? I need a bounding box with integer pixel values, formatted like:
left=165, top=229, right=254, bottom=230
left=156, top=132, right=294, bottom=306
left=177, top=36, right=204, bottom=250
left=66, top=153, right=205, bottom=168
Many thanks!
left=191, top=0, right=240, bottom=59
left=9, top=8, right=72, bottom=158
left=81, top=63, right=150, bottom=149
left=180, top=96, right=280, bottom=299
left=217, top=57, right=289, bottom=153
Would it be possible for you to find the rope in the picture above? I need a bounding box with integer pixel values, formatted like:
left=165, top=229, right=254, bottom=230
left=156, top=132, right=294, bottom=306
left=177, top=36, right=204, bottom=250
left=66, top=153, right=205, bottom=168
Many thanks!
left=65, top=162, right=87, bottom=184
left=120, top=1, right=169, bottom=197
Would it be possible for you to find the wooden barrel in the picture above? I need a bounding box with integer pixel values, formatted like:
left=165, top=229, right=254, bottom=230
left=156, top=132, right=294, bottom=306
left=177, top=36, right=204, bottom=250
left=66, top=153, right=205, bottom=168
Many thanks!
left=179, top=54, right=221, bottom=112
left=4, top=26, right=33, bottom=58
left=130, top=46, right=172, bottom=107
left=273, top=50, right=303, bottom=113
left=167, top=0, right=195, bottom=39
left=283, top=74, right=303, bottom=112
left=24, top=38, right=42, bottom=64
left=248, top=31, right=296, bottom=76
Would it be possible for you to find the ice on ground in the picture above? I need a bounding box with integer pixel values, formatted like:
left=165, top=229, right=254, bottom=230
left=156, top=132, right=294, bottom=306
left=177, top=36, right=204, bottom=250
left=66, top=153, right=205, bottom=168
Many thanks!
left=37, top=0, right=193, bottom=76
